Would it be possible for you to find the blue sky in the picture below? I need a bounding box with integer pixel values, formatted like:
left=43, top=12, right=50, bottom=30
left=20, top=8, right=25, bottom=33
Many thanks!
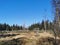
left=0, top=0, right=54, bottom=27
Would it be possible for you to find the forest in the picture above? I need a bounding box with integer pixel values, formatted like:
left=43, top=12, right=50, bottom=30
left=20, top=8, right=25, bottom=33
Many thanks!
left=0, top=20, right=53, bottom=31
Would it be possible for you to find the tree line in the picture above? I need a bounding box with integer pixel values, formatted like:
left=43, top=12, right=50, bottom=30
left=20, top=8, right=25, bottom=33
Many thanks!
left=0, top=20, right=54, bottom=31
left=0, top=23, right=23, bottom=31
left=28, top=20, right=54, bottom=30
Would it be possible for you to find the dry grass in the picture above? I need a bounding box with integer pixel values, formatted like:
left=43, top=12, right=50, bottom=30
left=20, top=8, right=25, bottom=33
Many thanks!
left=0, top=30, right=60, bottom=45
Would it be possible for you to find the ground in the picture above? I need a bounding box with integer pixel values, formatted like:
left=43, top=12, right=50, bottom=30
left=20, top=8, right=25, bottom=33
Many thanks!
left=0, top=30, right=60, bottom=45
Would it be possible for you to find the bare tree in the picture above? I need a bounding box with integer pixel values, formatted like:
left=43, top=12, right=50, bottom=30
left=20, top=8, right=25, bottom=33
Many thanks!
left=52, top=0, right=60, bottom=45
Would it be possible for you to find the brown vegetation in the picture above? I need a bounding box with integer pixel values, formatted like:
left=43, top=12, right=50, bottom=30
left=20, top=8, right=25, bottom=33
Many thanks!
left=0, top=31, right=60, bottom=45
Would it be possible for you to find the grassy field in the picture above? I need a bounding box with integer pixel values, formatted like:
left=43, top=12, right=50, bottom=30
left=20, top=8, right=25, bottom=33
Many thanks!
left=0, top=30, right=60, bottom=45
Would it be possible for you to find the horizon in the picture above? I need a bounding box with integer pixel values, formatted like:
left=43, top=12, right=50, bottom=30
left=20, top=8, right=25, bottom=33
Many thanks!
left=0, top=0, right=54, bottom=27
